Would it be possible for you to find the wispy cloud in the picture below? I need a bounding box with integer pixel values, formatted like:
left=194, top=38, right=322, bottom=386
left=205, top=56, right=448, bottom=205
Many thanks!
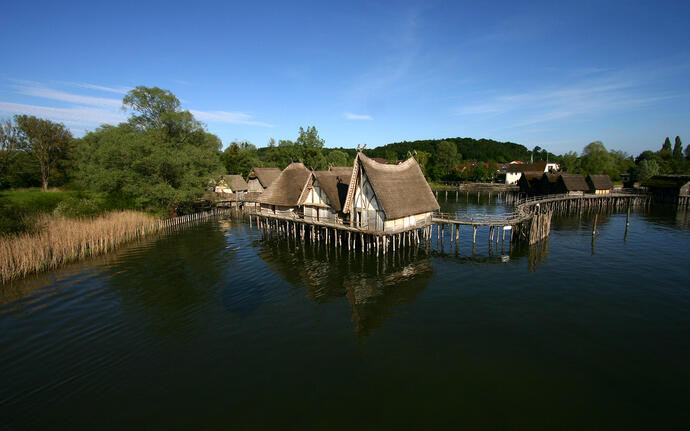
left=72, top=82, right=131, bottom=94
left=0, top=79, right=273, bottom=132
left=344, top=112, right=372, bottom=121
left=16, top=85, right=122, bottom=108
left=345, top=7, right=422, bottom=105
left=456, top=68, right=678, bottom=130
left=189, top=110, right=273, bottom=127
left=0, top=101, right=126, bottom=127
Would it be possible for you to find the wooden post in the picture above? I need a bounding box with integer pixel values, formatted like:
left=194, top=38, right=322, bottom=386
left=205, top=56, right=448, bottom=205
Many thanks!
left=473, top=225, right=477, bottom=244
left=592, top=214, right=598, bottom=236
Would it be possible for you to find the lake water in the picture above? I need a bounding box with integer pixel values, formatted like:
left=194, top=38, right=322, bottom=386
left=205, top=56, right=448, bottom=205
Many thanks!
left=1, top=195, right=689, bottom=429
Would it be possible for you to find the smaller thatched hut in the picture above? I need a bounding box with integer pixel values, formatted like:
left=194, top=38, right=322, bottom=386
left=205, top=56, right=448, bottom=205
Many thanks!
left=539, top=173, right=560, bottom=195
left=554, top=174, right=588, bottom=195
left=257, top=163, right=311, bottom=216
left=518, top=172, right=543, bottom=195
left=247, top=167, right=281, bottom=193
left=643, top=175, right=690, bottom=203
left=506, top=162, right=547, bottom=184
left=215, top=175, right=249, bottom=198
left=299, top=169, right=351, bottom=223
left=586, top=175, right=613, bottom=194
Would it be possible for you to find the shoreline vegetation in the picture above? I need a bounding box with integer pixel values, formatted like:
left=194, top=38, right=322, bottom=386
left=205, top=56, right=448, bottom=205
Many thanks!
left=1, top=211, right=157, bottom=284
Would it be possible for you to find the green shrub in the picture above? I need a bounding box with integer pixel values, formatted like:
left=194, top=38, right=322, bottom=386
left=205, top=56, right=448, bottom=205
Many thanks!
left=52, top=197, right=101, bottom=218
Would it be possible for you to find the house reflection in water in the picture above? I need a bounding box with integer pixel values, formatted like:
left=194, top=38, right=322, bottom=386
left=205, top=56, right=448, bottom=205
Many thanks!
left=258, top=239, right=432, bottom=336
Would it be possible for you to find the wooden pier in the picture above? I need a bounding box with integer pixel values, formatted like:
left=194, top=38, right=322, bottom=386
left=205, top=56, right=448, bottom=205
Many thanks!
left=224, top=192, right=652, bottom=253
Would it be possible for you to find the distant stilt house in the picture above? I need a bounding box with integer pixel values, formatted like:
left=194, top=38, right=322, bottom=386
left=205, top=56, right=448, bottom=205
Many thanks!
left=342, top=153, right=439, bottom=232
left=518, top=172, right=543, bottom=195
left=506, top=162, right=547, bottom=185
left=505, top=161, right=560, bottom=184
left=586, top=175, right=613, bottom=194
left=643, top=175, right=690, bottom=204
left=554, top=174, right=588, bottom=195
left=299, top=169, right=352, bottom=223
left=215, top=175, right=248, bottom=198
left=257, top=163, right=311, bottom=216
left=539, top=173, right=560, bottom=195
left=247, top=167, right=281, bottom=193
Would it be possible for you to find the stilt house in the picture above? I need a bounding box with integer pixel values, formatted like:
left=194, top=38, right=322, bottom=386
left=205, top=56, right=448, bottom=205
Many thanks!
left=586, top=175, right=613, bottom=194
left=257, top=163, right=311, bottom=216
left=298, top=169, right=352, bottom=223
left=518, top=172, right=544, bottom=195
left=506, top=162, right=547, bottom=185
left=342, top=153, right=439, bottom=232
left=539, top=173, right=560, bottom=195
left=643, top=175, right=690, bottom=204
left=215, top=175, right=248, bottom=198
left=247, top=167, right=281, bottom=193
left=554, top=174, right=588, bottom=195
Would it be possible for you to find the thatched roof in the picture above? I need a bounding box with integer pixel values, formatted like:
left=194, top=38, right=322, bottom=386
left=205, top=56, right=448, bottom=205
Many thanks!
left=518, top=172, right=543, bottom=191
left=346, top=153, right=439, bottom=219
left=507, top=162, right=546, bottom=173
left=643, top=175, right=690, bottom=189
left=328, top=166, right=353, bottom=176
left=542, top=173, right=560, bottom=183
left=248, top=167, right=281, bottom=188
left=257, top=163, right=311, bottom=206
left=243, top=191, right=262, bottom=202
left=220, top=175, right=248, bottom=191
left=587, top=174, right=613, bottom=190
left=559, top=174, right=589, bottom=191
left=300, top=170, right=351, bottom=211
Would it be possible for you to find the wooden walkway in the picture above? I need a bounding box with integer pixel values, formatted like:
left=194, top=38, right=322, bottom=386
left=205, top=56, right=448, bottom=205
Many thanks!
left=432, top=192, right=651, bottom=244
left=219, top=192, right=652, bottom=251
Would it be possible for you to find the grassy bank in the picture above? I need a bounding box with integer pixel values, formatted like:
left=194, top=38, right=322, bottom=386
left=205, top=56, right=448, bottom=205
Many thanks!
left=0, top=211, right=158, bottom=284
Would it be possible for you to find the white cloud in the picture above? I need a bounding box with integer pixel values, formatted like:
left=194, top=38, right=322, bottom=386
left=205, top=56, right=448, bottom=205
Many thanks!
left=189, top=110, right=274, bottom=127
left=456, top=70, right=677, bottom=130
left=73, top=83, right=131, bottom=94
left=1, top=79, right=273, bottom=131
left=0, top=101, right=126, bottom=127
left=16, top=85, right=122, bottom=108
left=344, top=112, right=373, bottom=120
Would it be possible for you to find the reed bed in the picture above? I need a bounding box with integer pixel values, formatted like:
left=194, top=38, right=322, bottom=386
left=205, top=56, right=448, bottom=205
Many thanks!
left=0, top=211, right=158, bottom=284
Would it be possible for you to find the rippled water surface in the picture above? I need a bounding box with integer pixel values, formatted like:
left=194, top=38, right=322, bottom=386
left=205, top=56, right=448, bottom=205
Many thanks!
left=2, top=195, right=689, bottom=429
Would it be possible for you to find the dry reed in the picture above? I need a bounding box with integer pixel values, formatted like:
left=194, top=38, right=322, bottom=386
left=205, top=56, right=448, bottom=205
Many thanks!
left=0, top=211, right=158, bottom=284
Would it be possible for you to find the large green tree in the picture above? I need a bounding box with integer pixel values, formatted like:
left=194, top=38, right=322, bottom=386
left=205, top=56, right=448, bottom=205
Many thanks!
left=0, top=118, right=20, bottom=188
left=326, top=150, right=349, bottom=167
left=77, top=87, right=222, bottom=214
left=296, top=126, right=326, bottom=170
left=580, top=141, right=613, bottom=175
left=14, top=115, right=72, bottom=191
left=636, top=159, right=660, bottom=182
left=560, top=151, right=581, bottom=173
left=221, top=141, right=260, bottom=177
left=673, top=136, right=683, bottom=159
left=434, top=140, right=459, bottom=176
left=660, top=137, right=673, bottom=159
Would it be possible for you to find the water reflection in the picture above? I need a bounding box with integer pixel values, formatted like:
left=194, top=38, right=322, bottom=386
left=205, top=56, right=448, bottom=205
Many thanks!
left=103, top=222, right=233, bottom=336
left=258, top=238, right=432, bottom=336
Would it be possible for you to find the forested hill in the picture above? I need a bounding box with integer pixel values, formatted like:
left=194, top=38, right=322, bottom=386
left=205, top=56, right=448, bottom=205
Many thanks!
left=365, top=137, right=530, bottom=162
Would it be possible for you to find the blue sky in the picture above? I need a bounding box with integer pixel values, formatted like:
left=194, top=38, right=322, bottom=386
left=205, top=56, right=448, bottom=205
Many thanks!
left=1, top=0, right=689, bottom=156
